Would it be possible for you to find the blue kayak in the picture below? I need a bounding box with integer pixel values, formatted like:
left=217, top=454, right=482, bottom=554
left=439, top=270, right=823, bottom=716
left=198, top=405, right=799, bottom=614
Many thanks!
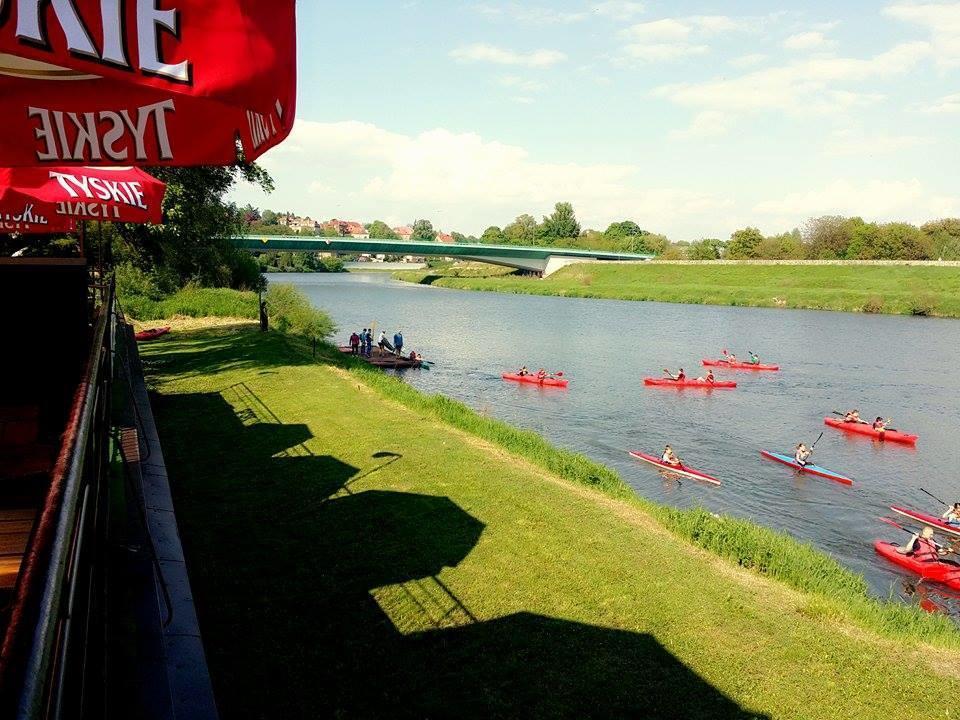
left=760, top=450, right=853, bottom=486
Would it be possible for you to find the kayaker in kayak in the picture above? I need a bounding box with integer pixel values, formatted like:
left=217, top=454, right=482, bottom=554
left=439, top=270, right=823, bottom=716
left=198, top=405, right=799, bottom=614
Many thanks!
left=748, top=352, right=760, bottom=365
left=694, top=369, right=716, bottom=384
left=872, top=417, right=888, bottom=432
left=661, top=445, right=682, bottom=468
left=536, top=369, right=547, bottom=380
left=665, top=368, right=686, bottom=382
left=896, top=526, right=949, bottom=561
left=843, top=409, right=864, bottom=424
left=723, top=350, right=737, bottom=364
left=517, top=366, right=529, bottom=377
left=942, top=503, right=960, bottom=527
left=794, top=443, right=812, bottom=467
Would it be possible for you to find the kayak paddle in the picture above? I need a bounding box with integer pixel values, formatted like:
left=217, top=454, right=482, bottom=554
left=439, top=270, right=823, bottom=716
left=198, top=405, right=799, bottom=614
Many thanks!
left=921, top=487, right=949, bottom=507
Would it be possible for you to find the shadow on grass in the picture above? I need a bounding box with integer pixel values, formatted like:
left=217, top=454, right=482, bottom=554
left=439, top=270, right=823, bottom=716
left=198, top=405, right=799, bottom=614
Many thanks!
left=152, top=341, right=767, bottom=719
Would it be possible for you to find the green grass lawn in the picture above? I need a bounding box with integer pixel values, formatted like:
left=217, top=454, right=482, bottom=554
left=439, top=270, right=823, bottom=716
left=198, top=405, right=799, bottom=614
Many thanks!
left=396, top=263, right=960, bottom=317
left=141, top=324, right=960, bottom=719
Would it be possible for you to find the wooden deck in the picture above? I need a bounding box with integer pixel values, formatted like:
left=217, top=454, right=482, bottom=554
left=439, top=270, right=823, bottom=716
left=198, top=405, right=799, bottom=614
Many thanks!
left=0, top=507, right=38, bottom=590
left=338, top=346, right=424, bottom=369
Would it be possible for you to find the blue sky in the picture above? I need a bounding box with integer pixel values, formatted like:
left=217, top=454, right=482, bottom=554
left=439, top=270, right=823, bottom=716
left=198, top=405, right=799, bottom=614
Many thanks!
left=231, top=1, right=960, bottom=239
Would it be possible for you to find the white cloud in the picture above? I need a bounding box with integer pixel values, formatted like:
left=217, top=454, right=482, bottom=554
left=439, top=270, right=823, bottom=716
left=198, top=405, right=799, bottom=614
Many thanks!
left=472, top=3, right=587, bottom=24
left=618, top=15, right=743, bottom=64
left=730, top=53, right=768, bottom=68
left=654, top=42, right=929, bottom=115
left=498, top=75, right=545, bottom=92
left=822, top=128, right=930, bottom=156
left=783, top=31, right=832, bottom=50
left=622, top=18, right=691, bottom=41
left=919, top=91, right=960, bottom=113
left=593, top=1, right=645, bottom=21
left=884, top=3, right=960, bottom=67
left=247, top=119, right=730, bottom=236
left=512, top=96, right=535, bottom=105
left=754, top=179, right=932, bottom=220
left=669, top=110, right=732, bottom=139
left=624, top=43, right=707, bottom=61
left=450, top=43, right=567, bottom=68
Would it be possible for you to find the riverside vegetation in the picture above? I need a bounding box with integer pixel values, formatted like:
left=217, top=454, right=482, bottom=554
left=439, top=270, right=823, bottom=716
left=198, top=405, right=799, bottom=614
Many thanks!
left=134, top=290, right=960, bottom=718
left=395, top=262, right=960, bottom=318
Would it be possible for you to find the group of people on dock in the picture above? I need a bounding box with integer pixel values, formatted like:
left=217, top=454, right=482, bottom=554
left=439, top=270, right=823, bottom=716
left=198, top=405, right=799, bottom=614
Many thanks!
left=349, top=328, right=405, bottom=357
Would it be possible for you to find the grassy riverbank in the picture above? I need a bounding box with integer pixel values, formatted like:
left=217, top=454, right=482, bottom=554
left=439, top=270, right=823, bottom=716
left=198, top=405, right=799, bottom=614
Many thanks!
left=395, top=262, right=960, bottom=317
left=139, top=319, right=960, bottom=718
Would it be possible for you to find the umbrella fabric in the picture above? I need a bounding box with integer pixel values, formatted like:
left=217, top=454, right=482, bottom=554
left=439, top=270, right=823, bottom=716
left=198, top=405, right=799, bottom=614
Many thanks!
left=0, top=1, right=296, bottom=166
left=0, top=167, right=166, bottom=228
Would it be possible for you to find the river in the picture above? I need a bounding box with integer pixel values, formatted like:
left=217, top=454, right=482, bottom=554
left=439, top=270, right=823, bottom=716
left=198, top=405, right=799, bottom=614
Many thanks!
left=286, top=271, right=960, bottom=611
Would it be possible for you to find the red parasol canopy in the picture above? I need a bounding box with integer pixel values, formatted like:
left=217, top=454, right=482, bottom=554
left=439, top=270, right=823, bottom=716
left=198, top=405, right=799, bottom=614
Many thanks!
left=0, top=1, right=297, bottom=167
left=0, top=166, right=166, bottom=231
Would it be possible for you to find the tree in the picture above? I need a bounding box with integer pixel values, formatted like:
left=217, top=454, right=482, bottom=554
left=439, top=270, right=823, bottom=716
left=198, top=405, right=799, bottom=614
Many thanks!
left=480, top=226, right=505, bottom=244
left=604, top=220, right=647, bottom=240
left=260, top=209, right=279, bottom=225
left=451, top=231, right=467, bottom=244
left=368, top=220, right=399, bottom=240
left=802, top=216, right=851, bottom=259
left=922, top=218, right=960, bottom=260
left=759, top=230, right=804, bottom=259
left=877, top=222, right=931, bottom=260
left=503, top=214, right=538, bottom=244
left=241, top=204, right=261, bottom=223
left=726, top=227, right=764, bottom=259
left=688, top=238, right=723, bottom=260
left=538, top=202, right=580, bottom=244
left=115, top=164, right=274, bottom=289
left=411, top=219, right=437, bottom=242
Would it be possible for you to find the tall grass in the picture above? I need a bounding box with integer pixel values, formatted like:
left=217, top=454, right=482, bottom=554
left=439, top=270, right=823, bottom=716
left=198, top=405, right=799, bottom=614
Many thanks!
left=297, top=335, right=960, bottom=647
left=121, top=286, right=259, bottom=320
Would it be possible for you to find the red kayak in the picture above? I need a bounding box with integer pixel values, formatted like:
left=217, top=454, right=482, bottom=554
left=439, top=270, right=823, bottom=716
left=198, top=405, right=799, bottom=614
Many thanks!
left=643, top=377, right=736, bottom=389
left=823, top=417, right=918, bottom=445
left=874, top=540, right=960, bottom=590
left=701, top=359, right=779, bottom=371
left=629, top=451, right=721, bottom=485
left=135, top=326, right=171, bottom=342
left=502, top=373, right=568, bottom=388
left=891, top=507, right=960, bottom=538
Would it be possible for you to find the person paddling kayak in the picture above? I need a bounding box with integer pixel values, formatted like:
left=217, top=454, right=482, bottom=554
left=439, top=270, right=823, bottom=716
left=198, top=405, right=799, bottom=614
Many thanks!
left=664, top=368, right=686, bottom=382
left=942, top=503, right=960, bottom=527
left=748, top=351, right=760, bottom=365
left=694, top=369, right=716, bottom=384
left=722, top=350, right=738, bottom=364
left=896, top=526, right=949, bottom=561
left=794, top=443, right=812, bottom=467
left=661, top=445, right=682, bottom=468
left=517, top=366, right=529, bottom=377
left=843, top=409, right=864, bottom=424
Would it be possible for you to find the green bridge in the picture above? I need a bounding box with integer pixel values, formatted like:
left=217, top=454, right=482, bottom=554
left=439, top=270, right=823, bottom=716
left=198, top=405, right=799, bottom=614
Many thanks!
left=233, top=235, right=653, bottom=276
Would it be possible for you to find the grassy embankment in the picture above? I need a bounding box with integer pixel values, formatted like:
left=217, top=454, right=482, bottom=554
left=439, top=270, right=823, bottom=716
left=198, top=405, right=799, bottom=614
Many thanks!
left=395, top=262, right=960, bottom=317
left=139, top=312, right=960, bottom=719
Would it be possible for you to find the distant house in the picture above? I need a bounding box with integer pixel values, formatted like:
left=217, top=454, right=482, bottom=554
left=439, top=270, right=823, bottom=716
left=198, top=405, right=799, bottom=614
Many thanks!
left=393, top=225, right=414, bottom=241
left=279, top=214, right=318, bottom=234
left=324, top=219, right=369, bottom=239
left=436, top=232, right=454, bottom=244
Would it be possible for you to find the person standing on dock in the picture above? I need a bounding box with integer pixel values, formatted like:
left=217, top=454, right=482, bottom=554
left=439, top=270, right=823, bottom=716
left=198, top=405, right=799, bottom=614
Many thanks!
left=394, top=330, right=404, bottom=357
left=364, top=329, right=373, bottom=357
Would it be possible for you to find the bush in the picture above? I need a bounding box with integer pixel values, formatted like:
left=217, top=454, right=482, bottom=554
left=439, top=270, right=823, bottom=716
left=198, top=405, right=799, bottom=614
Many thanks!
left=862, top=296, right=884, bottom=314
left=265, top=283, right=336, bottom=339
left=321, top=256, right=345, bottom=273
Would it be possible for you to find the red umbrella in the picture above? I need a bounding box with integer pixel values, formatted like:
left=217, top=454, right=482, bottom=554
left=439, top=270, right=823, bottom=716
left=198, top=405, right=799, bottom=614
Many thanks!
left=0, top=1, right=297, bottom=166
left=0, top=166, right=165, bottom=229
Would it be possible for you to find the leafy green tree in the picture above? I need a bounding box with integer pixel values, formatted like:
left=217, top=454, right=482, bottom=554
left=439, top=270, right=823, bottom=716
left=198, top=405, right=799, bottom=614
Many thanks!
left=726, top=227, right=764, bottom=259
left=604, top=220, right=647, bottom=240
left=481, top=226, right=506, bottom=244
left=802, top=216, right=851, bottom=259
left=688, top=238, right=723, bottom=260
left=922, top=218, right=960, bottom=260
left=115, top=164, right=274, bottom=289
left=260, top=209, right=279, bottom=225
left=411, top=219, right=437, bottom=242
left=759, top=230, right=804, bottom=259
left=878, top=222, right=931, bottom=260
left=368, top=220, right=399, bottom=240
left=845, top=219, right=883, bottom=259
left=451, top=232, right=467, bottom=244
left=503, top=214, right=538, bottom=244
left=538, top=202, right=580, bottom=244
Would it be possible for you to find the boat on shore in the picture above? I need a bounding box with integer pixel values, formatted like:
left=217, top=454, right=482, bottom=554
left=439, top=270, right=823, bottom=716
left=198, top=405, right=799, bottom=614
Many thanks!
left=338, top=346, right=425, bottom=368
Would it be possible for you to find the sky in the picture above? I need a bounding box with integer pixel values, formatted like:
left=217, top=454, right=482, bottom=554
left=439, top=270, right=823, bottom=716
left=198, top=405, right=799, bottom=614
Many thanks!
left=230, top=1, right=960, bottom=240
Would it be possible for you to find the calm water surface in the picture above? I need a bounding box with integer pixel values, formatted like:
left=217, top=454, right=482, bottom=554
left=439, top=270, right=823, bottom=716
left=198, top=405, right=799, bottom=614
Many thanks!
left=287, top=272, right=960, bottom=611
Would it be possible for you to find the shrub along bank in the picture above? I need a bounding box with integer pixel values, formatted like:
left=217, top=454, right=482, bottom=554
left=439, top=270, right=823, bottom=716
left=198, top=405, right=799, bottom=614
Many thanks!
left=139, top=321, right=960, bottom=718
